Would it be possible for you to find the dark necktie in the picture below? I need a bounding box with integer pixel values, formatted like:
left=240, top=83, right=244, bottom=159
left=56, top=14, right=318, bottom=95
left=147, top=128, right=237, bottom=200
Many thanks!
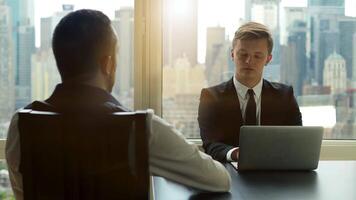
left=245, top=89, right=257, bottom=125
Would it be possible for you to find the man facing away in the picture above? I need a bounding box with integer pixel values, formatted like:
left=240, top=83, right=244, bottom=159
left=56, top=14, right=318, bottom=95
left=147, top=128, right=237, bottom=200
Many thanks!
left=6, top=9, right=231, bottom=200
left=198, top=22, right=302, bottom=163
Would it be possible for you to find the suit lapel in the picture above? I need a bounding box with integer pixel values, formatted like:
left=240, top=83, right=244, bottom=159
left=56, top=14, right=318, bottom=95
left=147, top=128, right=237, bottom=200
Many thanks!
left=261, top=79, right=275, bottom=125
left=223, top=78, right=243, bottom=127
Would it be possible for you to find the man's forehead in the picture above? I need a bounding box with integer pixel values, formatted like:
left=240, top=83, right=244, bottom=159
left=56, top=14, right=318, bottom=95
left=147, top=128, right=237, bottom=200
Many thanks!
left=235, top=39, right=269, bottom=51
left=237, top=38, right=268, bottom=45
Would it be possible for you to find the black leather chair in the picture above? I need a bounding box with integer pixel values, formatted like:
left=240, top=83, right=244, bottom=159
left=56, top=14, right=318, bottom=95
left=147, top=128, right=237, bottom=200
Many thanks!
left=18, top=108, right=149, bottom=200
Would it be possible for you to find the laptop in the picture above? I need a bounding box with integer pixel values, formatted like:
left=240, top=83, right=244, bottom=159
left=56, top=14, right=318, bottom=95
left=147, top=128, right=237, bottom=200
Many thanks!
left=232, top=126, right=323, bottom=171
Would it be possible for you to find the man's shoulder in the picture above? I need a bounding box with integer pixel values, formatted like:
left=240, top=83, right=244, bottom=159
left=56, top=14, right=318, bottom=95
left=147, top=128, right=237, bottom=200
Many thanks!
left=263, top=79, right=293, bottom=94
left=24, top=101, right=56, bottom=111
left=23, top=100, right=131, bottom=113
left=201, top=79, right=233, bottom=98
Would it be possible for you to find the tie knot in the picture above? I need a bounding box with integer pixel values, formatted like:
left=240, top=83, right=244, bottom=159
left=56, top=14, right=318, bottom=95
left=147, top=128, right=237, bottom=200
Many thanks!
left=247, top=89, right=254, bottom=97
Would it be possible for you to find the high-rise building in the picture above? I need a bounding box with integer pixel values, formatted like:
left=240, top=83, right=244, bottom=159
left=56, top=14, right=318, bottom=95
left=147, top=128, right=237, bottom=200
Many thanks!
left=162, top=56, right=206, bottom=138
left=352, top=33, right=356, bottom=107
left=281, top=20, right=308, bottom=96
left=250, top=1, right=283, bottom=82
left=282, top=7, right=307, bottom=45
left=5, top=0, right=34, bottom=26
left=308, top=0, right=344, bottom=7
left=14, top=4, right=73, bottom=109
left=40, top=4, right=74, bottom=50
left=263, top=64, right=280, bottom=82
left=4, top=0, right=35, bottom=71
left=338, top=17, right=356, bottom=79
left=0, top=3, right=15, bottom=133
left=163, top=0, right=198, bottom=66
left=40, top=17, right=52, bottom=50
left=249, top=0, right=281, bottom=31
left=350, top=34, right=356, bottom=137
left=281, top=44, right=297, bottom=90
left=15, top=24, right=35, bottom=109
left=308, top=0, right=344, bottom=85
left=323, top=51, right=347, bottom=94
left=31, top=50, right=60, bottom=101
left=353, top=33, right=356, bottom=83
left=112, top=7, right=134, bottom=108
left=245, top=0, right=252, bottom=21
left=4, top=0, right=36, bottom=109
left=246, top=0, right=281, bottom=67
left=206, top=27, right=225, bottom=68
left=205, top=26, right=229, bottom=85
left=30, top=4, right=74, bottom=103
left=163, top=56, right=206, bottom=97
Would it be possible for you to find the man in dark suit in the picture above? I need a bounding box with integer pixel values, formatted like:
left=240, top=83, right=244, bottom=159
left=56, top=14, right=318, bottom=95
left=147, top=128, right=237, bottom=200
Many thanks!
left=198, top=22, right=302, bottom=163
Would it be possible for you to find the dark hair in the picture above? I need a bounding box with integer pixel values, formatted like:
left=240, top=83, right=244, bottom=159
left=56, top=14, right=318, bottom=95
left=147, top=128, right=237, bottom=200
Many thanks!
left=52, top=9, right=116, bottom=81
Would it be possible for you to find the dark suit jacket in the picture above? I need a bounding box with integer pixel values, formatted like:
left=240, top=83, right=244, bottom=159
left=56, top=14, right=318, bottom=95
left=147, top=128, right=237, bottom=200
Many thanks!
left=198, top=78, right=302, bottom=162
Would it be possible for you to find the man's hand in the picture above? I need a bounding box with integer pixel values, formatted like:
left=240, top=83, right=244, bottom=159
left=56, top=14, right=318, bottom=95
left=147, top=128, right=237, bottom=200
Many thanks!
left=231, top=148, right=239, bottom=161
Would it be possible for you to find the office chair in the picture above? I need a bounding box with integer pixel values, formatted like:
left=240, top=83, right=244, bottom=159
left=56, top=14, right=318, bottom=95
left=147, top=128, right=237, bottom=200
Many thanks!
left=18, top=105, right=149, bottom=200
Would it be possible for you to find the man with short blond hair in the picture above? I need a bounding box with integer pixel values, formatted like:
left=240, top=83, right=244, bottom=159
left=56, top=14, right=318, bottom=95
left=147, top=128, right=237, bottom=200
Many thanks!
left=198, top=22, right=302, bottom=163
left=232, top=22, right=274, bottom=54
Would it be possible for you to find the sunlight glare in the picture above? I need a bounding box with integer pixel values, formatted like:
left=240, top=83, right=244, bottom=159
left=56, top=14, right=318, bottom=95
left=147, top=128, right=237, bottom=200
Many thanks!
left=300, top=106, right=336, bottom=128
left=172, top=0, right=190, bottom=17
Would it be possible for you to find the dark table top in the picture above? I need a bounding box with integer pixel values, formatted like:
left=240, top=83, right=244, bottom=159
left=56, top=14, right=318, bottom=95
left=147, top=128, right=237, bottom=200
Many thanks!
left=153, top=161, right=356, bottom=200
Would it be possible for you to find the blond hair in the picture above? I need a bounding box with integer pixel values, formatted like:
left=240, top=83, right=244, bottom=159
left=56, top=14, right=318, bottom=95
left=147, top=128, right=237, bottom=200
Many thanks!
left=232, top=22, right=273, bottom=54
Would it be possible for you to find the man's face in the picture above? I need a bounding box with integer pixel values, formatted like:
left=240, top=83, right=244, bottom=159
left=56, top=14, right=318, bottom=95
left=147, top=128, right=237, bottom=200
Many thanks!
left=231, top=38, right=272, bottom=85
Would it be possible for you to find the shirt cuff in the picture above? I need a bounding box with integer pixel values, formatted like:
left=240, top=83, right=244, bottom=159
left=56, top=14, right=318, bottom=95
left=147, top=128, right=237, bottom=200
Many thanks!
left=226, top=147, right=238, bottom=162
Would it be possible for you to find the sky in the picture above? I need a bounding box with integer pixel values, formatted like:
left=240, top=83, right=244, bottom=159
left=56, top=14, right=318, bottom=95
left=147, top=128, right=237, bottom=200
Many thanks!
left=34, top=0, right=356, bottom=62
left=33, top=0, right=133, bottom=46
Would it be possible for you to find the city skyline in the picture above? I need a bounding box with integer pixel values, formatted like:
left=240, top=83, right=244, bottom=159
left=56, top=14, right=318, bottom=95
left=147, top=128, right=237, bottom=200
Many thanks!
left=32, top=0, right=356, bottom=63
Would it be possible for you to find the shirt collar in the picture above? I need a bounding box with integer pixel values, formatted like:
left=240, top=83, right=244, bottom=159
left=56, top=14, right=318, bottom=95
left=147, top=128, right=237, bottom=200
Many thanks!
left=233, top=75, right=263, bottom=100
left=48, top=83, right=121, bottom=106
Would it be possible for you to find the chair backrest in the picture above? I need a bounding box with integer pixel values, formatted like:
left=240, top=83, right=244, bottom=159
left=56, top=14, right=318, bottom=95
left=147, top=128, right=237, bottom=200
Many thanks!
left=18, top=109, right=149, bottom=200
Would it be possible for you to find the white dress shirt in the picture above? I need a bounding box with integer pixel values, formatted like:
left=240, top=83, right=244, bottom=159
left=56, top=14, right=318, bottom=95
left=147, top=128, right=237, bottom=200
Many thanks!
left=6, top=109, right=231, bottom=200
left=226, top=76, right=263, bottom=161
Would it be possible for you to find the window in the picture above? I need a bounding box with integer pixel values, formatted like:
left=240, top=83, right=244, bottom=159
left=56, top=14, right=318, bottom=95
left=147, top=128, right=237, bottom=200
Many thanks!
left=0, top=0, right=135, bottom=193
left=0, top=0, right=355, bottom=172
left=0, top=0, right=135, bottom=140
left=162, top=0, right=356, bottom=140
left=0, top=160, right=12, bottom=199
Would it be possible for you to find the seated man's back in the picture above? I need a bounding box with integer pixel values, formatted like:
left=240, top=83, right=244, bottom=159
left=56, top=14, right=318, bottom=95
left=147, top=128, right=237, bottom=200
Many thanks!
left=18, top=99, right=149, bottom=199
left=6, top=9, right=230, bottom=200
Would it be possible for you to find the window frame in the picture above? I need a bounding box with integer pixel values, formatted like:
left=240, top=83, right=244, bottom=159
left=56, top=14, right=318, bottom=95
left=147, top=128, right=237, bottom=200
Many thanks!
left=134, top=0, right=162, bottom=116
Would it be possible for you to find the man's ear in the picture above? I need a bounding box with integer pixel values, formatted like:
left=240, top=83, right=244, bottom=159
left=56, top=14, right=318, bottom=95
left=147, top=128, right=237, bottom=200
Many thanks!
left=265, top=54, right=273, bottom=65
left=100, top=56, right=112, bottom=76
left=231, top=49, right=234, bottom=60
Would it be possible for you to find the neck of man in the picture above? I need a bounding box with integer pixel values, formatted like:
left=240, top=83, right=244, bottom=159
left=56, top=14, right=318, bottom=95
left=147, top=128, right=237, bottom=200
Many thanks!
left=63, top=75, right=110, bottom=93
left=236, top=75, right=261, bottom=89
left=84, top=80, right=109, bottom=92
